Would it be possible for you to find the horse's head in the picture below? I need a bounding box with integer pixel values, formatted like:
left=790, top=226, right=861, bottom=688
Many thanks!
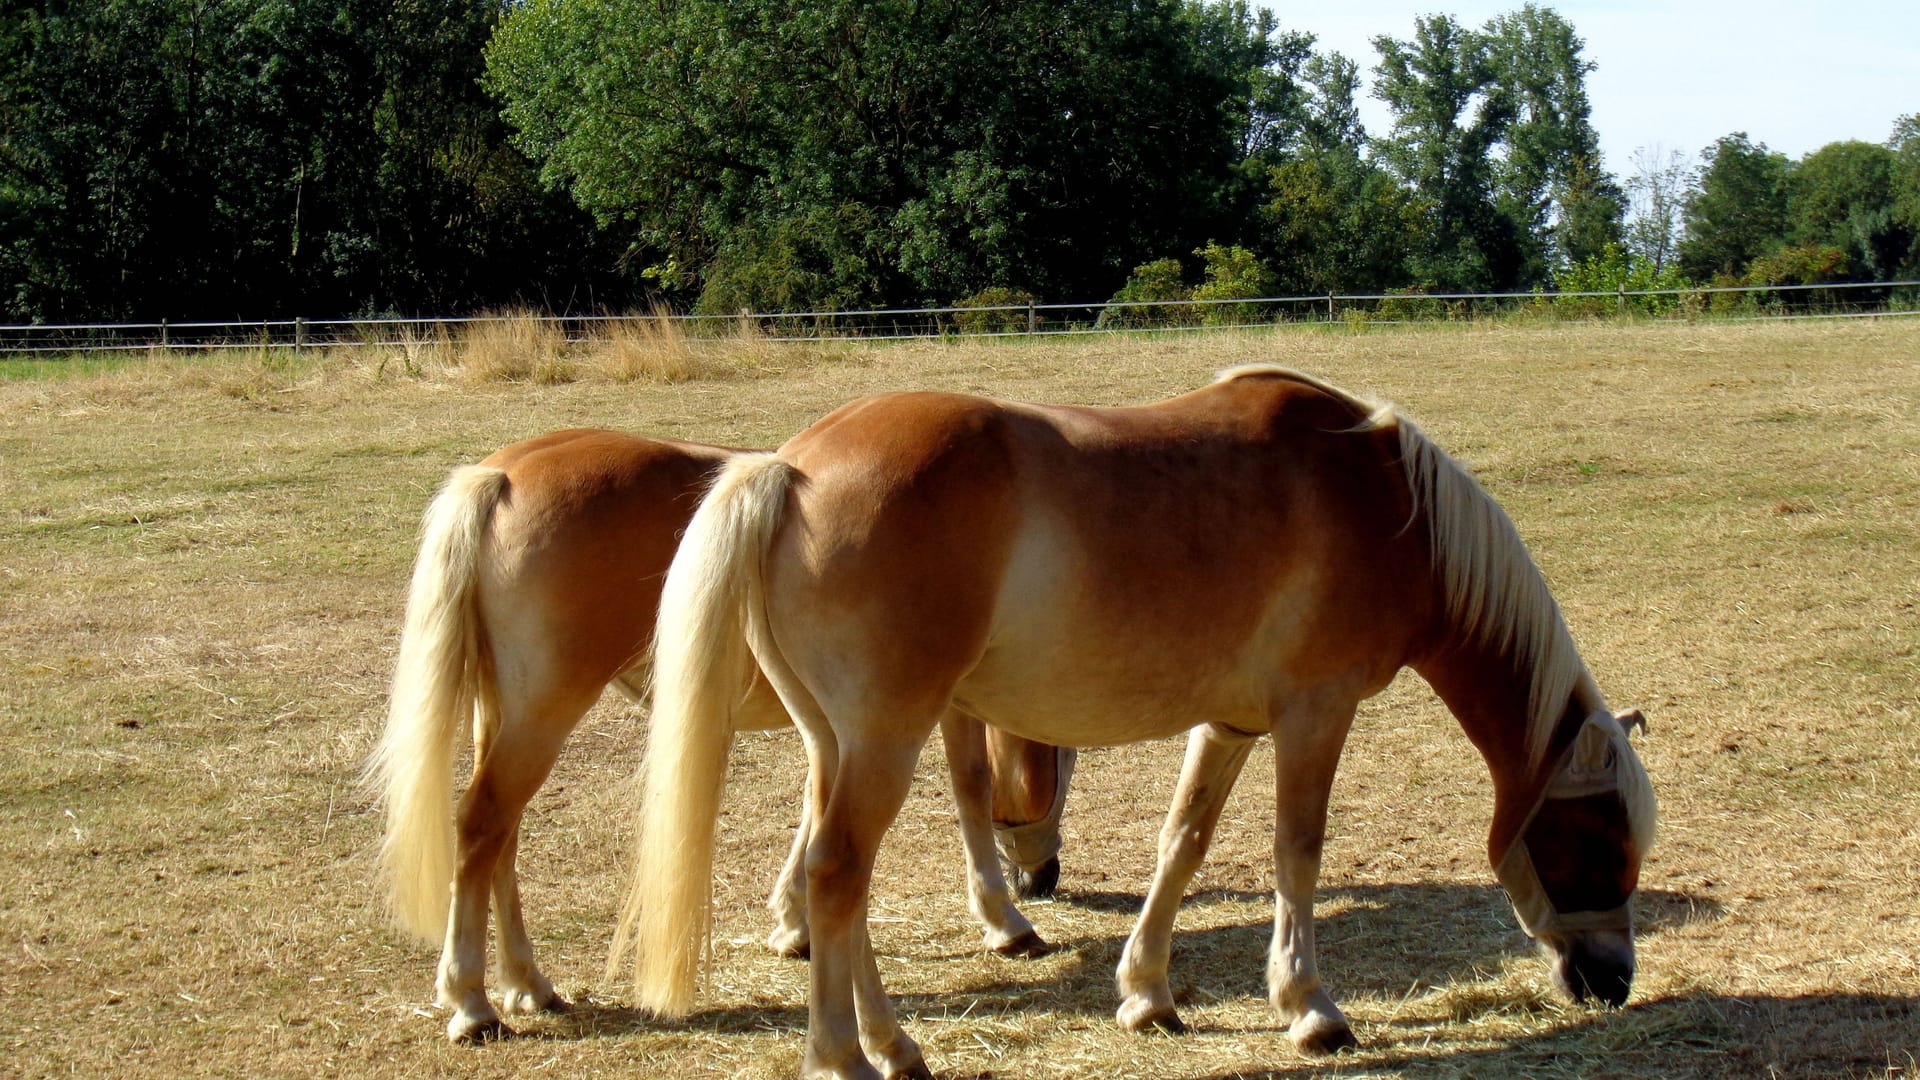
left=1495, top=709, right=1656, bottom=1006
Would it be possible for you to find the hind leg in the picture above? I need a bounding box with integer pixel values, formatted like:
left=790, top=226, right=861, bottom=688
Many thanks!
left=767, top=793, right=815, bottom=958
left=492, top=826, right=564, bottom=1016
left=437, top=686, right=589, bottom=1042
left=802, top=726, right=936, bottom=1080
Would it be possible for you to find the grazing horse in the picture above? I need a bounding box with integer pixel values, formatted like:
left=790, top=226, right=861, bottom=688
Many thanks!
left=617, top=366, right=1657, bottom=1079
left=365, top=429, right=1068, bottom=1044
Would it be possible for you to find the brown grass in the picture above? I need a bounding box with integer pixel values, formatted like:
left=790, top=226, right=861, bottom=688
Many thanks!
left=458, top=308, right=572, bottom=384
left=1, top=320, right=1916, bottom=1078
left=587, top=309, right=700, bottom=383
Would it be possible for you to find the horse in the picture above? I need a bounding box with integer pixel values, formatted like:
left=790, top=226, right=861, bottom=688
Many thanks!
left=616, top=366, right=1657, bottom=1079
left=364, top=428, right=1073, bottom=1044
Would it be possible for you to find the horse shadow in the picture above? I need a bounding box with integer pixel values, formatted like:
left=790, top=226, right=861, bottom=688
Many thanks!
left=517, top=883, right=1913, bottom=1077
left=1033, top=879, right=1717, bottom=1002
left=531, top=879, right=1728, bottom=1044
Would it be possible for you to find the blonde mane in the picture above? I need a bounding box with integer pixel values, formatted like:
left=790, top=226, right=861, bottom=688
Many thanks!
left=1216, top=364, right=1584, bottom=765
left=1392, top=412, right=1586, bottom=765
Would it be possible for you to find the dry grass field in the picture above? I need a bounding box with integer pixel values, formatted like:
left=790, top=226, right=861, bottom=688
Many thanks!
left=1, top=319, right=1915, bottom=1078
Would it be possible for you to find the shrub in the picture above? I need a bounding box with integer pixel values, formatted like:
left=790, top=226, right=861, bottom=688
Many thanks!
left=1190, top=242, right=1272, bottom=326
left=953, top=287, right=1036, bottom=335
left=1098, top=258, right=1196, bottom=329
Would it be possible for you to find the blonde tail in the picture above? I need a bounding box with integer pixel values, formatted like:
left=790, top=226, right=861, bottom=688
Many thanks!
left=609, top=453, right=795, bottom=1017
left=363, top=465, right=509, bottom=942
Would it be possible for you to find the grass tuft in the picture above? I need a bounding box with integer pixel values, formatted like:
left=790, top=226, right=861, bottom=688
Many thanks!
left=458, top=308, right=571, bottom=384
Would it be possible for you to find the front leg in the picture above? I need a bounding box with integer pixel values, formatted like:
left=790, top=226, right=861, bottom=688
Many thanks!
left=1267, top=699, right=1359, bottom=1055
left=940, top=712, right=1046, bottom=957
left=1115, top=723, right=1257, bottom=1034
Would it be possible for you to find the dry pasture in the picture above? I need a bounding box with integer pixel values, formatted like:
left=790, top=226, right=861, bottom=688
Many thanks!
left=0, top=319, right=1915, bottom=1078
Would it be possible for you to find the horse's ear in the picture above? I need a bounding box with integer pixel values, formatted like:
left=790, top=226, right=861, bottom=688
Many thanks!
left=1616, top=709, right=1647, bottom=738
left=1568, top=717, right=1614, bottom=774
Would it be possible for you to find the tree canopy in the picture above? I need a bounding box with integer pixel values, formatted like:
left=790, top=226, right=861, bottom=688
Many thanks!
left=2, top=1, right=1914, bottom=321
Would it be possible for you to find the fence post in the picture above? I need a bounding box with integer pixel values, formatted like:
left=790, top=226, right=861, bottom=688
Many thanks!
left=1617, top=284, right=1627, bottom=317
left=295, top=317, right=307, bottom=348
left=159, top=319, right=168, bottom=348
left=1026, top=300, right=1037, bottom=335
left=1327, top=292, right=1334, bottom=323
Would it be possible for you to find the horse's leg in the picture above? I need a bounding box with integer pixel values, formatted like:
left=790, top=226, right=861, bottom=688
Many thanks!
left=733, top=675, right=812, bottom=958
left=436, top=685, right=586, bottom=1043
left=803, top=730, right=933, bottom=1080
left=940, top=712, right=1047, bottom=957
left=987, top=728, right=1075, bottom=898
left=1267, top=699, right=1360, bottom=1055
left=490, top=826, right=561, bottom=1017
left=766, top=789, right=814, bottom=958
left=1114, top=722, right=1258, bottom=1034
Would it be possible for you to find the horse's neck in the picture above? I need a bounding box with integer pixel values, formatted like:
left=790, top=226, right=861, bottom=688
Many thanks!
left=1414, top=635, right=1585, bottom=861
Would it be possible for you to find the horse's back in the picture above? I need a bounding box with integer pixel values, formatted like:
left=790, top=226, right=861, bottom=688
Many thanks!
left=764, top=374, right=1434, bottom=744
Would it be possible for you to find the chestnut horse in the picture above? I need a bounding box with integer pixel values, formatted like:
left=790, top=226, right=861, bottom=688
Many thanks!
left=365, top=429, right=1069, bottom=1043
left=618, top=367, right=1656, bottom=1078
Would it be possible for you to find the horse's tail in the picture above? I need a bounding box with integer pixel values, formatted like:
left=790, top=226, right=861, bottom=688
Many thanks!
left=363, top=465, right=510, bottom=943
left=609, top=453, right=796, bottom=1017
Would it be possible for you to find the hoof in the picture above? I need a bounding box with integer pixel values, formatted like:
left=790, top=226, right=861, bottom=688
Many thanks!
left=448, top=1014, right=513, bottom=1044
left=500, top=985, right=566, bottom=1016
left=1289, top=1015, right=1358, bottom=1056
left=991, top=929, right=1053, bottom=959
left=1116, top=998, right=1186, bottom=1035
left=768, top=926, right=811, bottom=960
left=887, top=1062, right=935, bottom=1080
left=1010, top=856, right=1061, bottom=899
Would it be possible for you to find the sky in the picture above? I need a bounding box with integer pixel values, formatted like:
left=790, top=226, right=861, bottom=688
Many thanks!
left=1273, top=0, right=1920, bottom=179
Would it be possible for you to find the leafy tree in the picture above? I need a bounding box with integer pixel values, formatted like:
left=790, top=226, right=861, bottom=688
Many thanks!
left=1894, top=114, right=1920, bottom=278
left=0, top=0, right=620, bottom=321
left=1555, top=242, right=1689, bottom=316
left=1483, top=4, right=1620, bottom=279
left=1099, top=256, right=1197, bottom=328
left=1623, top=145, right=1691, bottom=276
left=1190, top=240, right=1269, bottom=323
left=488, top=0, right=1282, bottom=312
left=1679, top=133, right=1791, bottom=281
left=1372, top=14, right=1521, bottom=291
left=1787, top=140, right=1908, bottom=281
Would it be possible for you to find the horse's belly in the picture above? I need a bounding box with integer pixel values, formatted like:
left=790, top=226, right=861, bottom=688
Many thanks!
left=954, top=642, right=1268, bottom=746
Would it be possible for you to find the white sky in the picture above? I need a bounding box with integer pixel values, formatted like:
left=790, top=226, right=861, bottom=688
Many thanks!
left=1272, top=0, right=1920, bottom=177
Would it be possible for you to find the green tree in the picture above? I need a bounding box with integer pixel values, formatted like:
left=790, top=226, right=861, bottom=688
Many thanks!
left=1372, top=14, right=1520, bottom=291
left=1484, top=4, right=1621, bottom=279
left=1786, top=140, right=1908, bottom=281
left=487, top=0, right=1279, bottom=312
left=1894, top=114, right=1920, bottom=278
left=0, top=0, right=619, bottom=320
left=1679, top=133, right=1791, bottom=281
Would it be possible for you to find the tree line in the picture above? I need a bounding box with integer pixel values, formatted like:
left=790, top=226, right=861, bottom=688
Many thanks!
left=3, top=0, right=1917, bottom=323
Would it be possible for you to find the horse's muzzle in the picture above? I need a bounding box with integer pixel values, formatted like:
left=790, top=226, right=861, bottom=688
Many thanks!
left=1545, top=929, right=1634, bottom=1007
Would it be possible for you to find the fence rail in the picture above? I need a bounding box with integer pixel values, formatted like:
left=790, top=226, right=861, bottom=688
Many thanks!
left=5, top=280, right=1918, bottom=355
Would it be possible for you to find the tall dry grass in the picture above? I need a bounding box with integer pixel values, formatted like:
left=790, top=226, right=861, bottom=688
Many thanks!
left=583, top=308, right=699, bottom=383
left=458, top=308, right=571, bottom=384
